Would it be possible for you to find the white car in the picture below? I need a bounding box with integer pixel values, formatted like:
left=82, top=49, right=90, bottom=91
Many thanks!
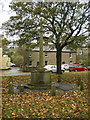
left=44, top=65, right=65, bottom=73
left=62, top=64, right=69, bottom=71
left=10, top=62, right=16, bottom=67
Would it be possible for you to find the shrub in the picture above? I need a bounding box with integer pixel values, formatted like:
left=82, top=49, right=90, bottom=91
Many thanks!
left=51, top=71, right=88, bottom=90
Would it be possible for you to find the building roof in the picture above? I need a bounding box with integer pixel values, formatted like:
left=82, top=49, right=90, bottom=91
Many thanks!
left=33, top=46, right=76, bottom=53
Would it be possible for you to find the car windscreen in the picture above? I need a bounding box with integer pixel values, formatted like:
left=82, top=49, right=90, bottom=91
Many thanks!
left=69, top=65, right=78, bottom=67
left=64, top=65, right=69, bottom=67
left=51, top=65, right=56, bottom=68
left=78, top=66, right=83, bottom=68
left=69, top=65, right=75, bottom=67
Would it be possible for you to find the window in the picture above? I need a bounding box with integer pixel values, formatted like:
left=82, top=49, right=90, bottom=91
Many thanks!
left=29, top=54, right=32, bottom=57
left=70, top=61, right=73, bottom=64
left=74, top=65, right=78, bottom=67
left=69, top=65, right=74, bottom=67
left=69, top=53, right=72, bottom=58
left=62, top=61, right=65, bottom=64
left=29, top=61, right=32, bottom=65
left=45, top=52, right=48, bottom=57
left=6, top=62, right=8, bottom=67
left=37, top=61, right=39, bottom=66
left=79, top=50, right=83, bottom=55
left=79, top=65, right=83, bottom=68
left=45, top=61, right=48, bottom=65
left=51, top=65, right=56, bottom=68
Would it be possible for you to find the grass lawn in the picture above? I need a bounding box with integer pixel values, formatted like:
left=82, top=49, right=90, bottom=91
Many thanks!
left=1, top=71, right=90, bottom=119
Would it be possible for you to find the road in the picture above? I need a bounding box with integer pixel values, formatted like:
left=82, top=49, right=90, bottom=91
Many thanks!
left=0, top=67, right=31, bottom=76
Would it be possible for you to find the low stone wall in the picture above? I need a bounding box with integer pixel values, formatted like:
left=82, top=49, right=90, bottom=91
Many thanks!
left=31, top=71, right=51, bottom=85
left=22, top=67, right=37, bottom=72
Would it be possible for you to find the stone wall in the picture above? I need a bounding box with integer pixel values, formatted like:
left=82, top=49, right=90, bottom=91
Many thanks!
left=28, top=51, right=77, bottom=67
left=2, top=56, right=10, bottom=69
left=0, top=48, right=11, bottom=69
left=0, top=48, right=2, bottom=69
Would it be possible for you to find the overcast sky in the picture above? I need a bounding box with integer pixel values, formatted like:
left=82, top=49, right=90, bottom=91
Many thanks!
left=0, top=0, right=41, bottom=27
left=0, top=0, right=13, bottom=27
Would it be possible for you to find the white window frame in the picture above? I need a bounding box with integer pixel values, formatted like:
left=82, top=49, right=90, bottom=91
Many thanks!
left=45, top=52, right=48, bottom=57
left=69, top=53, right=72, bottom=58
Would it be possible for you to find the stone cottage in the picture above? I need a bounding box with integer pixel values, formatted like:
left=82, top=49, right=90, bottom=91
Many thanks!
left=27, top=47, right=77, bottom=67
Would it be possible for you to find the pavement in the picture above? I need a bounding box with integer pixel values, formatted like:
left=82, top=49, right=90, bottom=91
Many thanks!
left=58, top=83, right=79, bottom=91
left=52, top=82, right=79, bottom=91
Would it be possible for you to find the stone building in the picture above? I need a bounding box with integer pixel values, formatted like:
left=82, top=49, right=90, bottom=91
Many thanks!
left=77, top=48, right=88, bottom=56
left=77, top=47, right=88, bottom=65
left=0, top=48, right=11, bottom=69
left=28, top=47, right=77, bottom=67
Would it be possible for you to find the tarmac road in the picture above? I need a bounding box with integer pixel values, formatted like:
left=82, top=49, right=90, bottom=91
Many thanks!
left=0, top=67, right=31, bottom=76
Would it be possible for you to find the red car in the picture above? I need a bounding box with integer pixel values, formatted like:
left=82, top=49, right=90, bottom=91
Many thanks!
left=69, top=64, right=87, bottom=72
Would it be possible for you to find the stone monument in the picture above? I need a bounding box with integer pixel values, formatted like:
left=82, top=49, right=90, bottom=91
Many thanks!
left=26, top=18, right=51, bottom=89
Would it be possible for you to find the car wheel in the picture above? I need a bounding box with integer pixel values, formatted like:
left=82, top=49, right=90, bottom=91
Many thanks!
left=50, top=70, right=53, bottom=73
left=61, top=70, right=64, bottom=73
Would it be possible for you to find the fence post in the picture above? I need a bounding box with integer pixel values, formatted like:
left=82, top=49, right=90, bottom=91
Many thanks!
left=51, top=82, right=56, bottom=96
left=8, top=77, right=14, bottom=94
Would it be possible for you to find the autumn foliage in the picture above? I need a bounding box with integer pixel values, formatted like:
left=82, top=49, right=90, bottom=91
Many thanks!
left=1, top=72, right=89, bottom=119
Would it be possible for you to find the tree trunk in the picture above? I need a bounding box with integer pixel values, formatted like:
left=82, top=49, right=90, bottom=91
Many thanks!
left=56, top=47, right=62, bottom=74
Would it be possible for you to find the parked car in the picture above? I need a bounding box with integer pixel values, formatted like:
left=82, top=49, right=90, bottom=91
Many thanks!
left=10, top=62, right=16, bottom=67
left=44, top=65, right=65, bottom=73
left=43, top=65, right=54, bottom=72
left=69, top=64, right=87, bottom=72
left=62, top=64, right=69, bottom=71
left=87, top=66, right=90, bottom=71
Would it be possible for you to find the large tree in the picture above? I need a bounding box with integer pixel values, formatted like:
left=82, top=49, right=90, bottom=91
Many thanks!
left=2, top=2, right=89, bottom=74
left=10, top=46, right=31, bottom=69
